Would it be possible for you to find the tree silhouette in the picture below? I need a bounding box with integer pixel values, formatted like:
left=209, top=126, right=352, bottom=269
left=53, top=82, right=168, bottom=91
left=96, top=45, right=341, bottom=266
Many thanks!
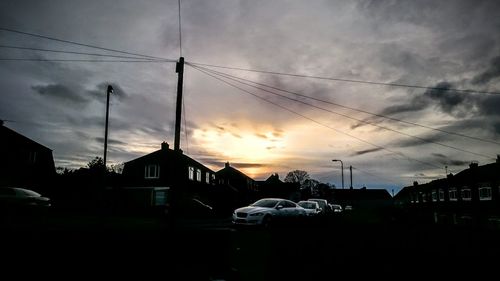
left=284, top=170, right=310, bottom=186
left=87, top=156, right=106, bottom=172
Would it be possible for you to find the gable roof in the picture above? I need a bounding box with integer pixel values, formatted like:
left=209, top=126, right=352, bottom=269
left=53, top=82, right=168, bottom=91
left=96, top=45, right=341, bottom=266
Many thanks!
left=124, top=144, right=214, bottom=172
left=1, top=124, right=52, bottom=152
left=216, top=163, right=254, bottom=181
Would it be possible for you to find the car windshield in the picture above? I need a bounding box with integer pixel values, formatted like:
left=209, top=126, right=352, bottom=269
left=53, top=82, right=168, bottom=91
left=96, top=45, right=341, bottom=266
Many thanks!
left=309, top=199, right=326, bottom=207
left=299, top=202, right=315, bottom=209
left=251, top=199, right=279, bottom=208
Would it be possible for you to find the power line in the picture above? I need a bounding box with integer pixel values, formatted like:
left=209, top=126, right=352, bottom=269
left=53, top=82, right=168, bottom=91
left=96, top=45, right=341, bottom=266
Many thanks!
left=187, top=64, right=500, bottom=146
left=0, top=45, right=169, bottom=61
left=0, top=58, right=168, bottom=63
left=191, top=64, right=493, bottom=160
left=352, top=167, right=402, bottom=187
left=189, top=64, right=443, bottom=170
left=188, top=61, right=500, bottom=95
left=0, top=27, right=176, bottom=62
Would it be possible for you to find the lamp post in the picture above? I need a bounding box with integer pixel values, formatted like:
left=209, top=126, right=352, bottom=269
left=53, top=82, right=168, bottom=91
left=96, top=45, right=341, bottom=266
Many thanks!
left=349, top=165, right=353, bottom=189
left=103, top=85, right=113, bottom=170
left=332, top=159, right=344, bottom=189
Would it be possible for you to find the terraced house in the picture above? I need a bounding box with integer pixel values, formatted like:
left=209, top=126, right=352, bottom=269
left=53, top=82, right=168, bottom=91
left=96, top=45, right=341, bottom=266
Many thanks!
left=394, top=156, right=500, bottom=227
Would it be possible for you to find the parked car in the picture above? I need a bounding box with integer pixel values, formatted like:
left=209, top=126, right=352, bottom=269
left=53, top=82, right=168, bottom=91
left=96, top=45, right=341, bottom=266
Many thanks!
left=0, top=187, right=51, bottom=209
left=0, top=187, right=51, bottom=220
left=232, top=198, right=306, bottom=226
left=308, top=198, right=329, bottom=214
left=329, top=204, right=343, bottom=213
left=297, top=201, right=321, bottom=216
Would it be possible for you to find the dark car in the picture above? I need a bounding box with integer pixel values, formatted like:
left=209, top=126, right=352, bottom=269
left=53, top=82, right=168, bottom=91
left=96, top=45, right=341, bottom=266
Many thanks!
left=0, top=187, right=51, bottom=209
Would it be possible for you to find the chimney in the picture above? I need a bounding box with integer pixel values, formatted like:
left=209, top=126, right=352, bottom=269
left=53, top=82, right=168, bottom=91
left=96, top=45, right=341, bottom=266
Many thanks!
left=161, top=142, right=169, bottom=151
left=413, top=181, right=418, bottom=187
left=469, top=161, right=479, bottom=169
left=225, top=162, right=230, bottom=168
left=497, top=155, right=500, bottom=164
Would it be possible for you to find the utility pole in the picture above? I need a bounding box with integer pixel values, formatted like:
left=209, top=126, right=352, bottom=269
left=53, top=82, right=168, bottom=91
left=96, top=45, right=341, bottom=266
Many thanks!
left=349, top=165, right=353, bottom=189
left=103, top=85, right=113, bottom=170
left=174, top=57, right=184, bottom=151
left=332, top=159, right=344, bottom=189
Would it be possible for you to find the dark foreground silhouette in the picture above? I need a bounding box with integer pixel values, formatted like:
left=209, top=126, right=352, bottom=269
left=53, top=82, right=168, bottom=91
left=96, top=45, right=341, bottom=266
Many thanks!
left=2, top=210, right=499, bottom=281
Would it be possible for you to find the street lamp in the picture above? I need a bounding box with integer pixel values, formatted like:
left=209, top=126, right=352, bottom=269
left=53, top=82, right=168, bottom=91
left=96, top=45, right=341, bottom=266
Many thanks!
left=332, top=159, right=344, bottom=189
left=103, top=85, right=113, bottom=170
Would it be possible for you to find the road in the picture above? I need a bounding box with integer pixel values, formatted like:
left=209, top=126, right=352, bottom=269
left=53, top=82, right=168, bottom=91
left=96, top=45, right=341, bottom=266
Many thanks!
left=2, top=211, right=499, bottom=280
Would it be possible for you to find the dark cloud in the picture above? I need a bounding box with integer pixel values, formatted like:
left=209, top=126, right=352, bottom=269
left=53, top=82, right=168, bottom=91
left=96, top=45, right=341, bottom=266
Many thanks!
left=471, top=56, right=500, bottom=85
left=215, top=125, right=225, bottom=131
left=494, top=122, right=500, bottom=135
left=478, top=95, right=500, bottom=117
left=272, top=130, right=284, bottom=138
left=432, top=153, right=469, bottom=166
left=94, top=137, right=128, bottom=145
left=32, top=83, right=88, bottom=105
left=392, top=132, right=449, bottom=148
left=352, top=147, right=383, bottom=156
left=422, top=82, right=476, bottom=117
left=380, top=82, right=476, bottom=118
left=432, top=153, right=447, bottom=158
left=231, top=162, right=266, bottom=169
left=380, top=98, right=427, bottom=116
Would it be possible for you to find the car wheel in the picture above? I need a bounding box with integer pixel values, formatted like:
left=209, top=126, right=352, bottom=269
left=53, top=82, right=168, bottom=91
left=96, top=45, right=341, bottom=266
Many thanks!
left=262, top=215, right=272, bottom=228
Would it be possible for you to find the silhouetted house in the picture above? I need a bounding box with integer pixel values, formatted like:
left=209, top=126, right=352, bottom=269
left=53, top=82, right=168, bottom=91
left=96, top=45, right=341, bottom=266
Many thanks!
left=215, top=162, right=257, bottom=206
left=328, top=187, right=393, bottom=210
left=0, top=122, right=55, bottom=189
left=122, top=142, right=215, bottom=188
left=121, top=142, right=216, bottom=212
left=257, top=173, right=301, bottom=202
left=394, top=158, right=500, bottom=227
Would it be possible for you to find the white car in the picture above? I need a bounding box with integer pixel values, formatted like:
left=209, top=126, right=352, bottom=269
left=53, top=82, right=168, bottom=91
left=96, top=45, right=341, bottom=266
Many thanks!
left=233, top=198, right=306, bottom=226
left=308, top=198, right=329, bottom=214
left=329, top=204, right=343, bottom=213
left=297, top=201, right=321, bottom=216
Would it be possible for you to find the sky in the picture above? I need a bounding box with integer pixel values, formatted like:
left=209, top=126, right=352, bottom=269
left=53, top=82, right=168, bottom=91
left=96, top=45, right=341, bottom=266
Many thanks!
left=1, top=0, right=499, bottom=193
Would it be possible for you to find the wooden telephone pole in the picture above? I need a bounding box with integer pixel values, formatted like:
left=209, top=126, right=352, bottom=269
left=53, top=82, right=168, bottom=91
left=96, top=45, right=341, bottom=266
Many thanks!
left=174, top=57, right=184, bottom=151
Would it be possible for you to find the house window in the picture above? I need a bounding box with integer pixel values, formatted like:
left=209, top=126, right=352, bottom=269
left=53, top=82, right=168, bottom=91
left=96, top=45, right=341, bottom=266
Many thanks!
left=410, top=192, right=416, bottom=203
left=196, top=169, right=201, bottom=182
left=211, top=174, right=215, bottom=184
left=420, top=192, right=427, bottom=203
left=479, top=187, right=492, bottom=201
left=188, top=167, right=194, bottom=180
left=461, top=188, right=472, bottom=201
left=28, top=151, right=37, bottom=163
left=144, top=164, right=160, bottom=179
left=206, top=172, right=210, bottom=184
left=449, top=188, right=457, bottom=201
left=431, top=191, right=437, bottom=202
left=439, top=189, right=445, bottom=201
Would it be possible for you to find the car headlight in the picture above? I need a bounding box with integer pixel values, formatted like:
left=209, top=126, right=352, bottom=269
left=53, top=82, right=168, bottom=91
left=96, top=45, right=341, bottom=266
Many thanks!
left=249, top=212, right=264, bottom=217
